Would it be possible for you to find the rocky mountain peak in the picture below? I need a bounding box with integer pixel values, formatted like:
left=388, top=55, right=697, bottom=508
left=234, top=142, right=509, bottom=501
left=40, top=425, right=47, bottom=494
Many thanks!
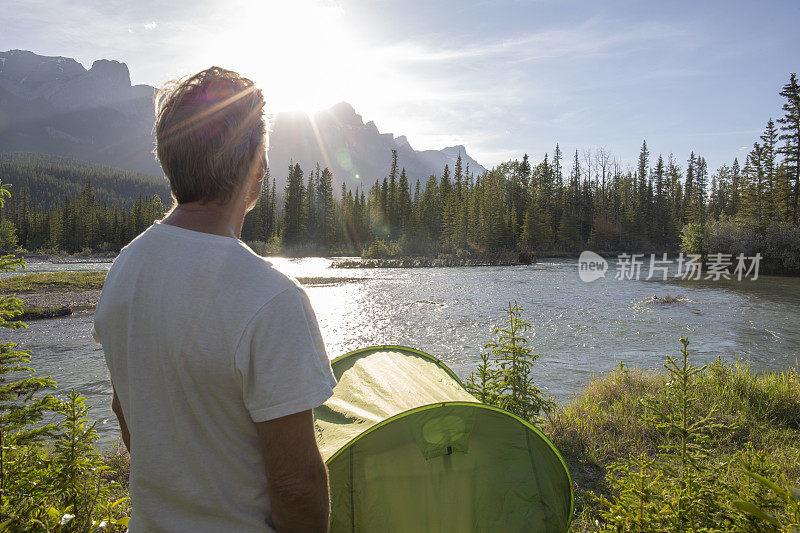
left=0, top=49, right=86, bottom=84
left=87, top=59, right=131, bottom=87
left=0, top=50, right=487, bottom=184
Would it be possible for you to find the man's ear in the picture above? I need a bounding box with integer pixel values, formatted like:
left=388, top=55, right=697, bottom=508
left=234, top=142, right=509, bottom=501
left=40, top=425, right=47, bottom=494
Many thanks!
left=252, top=151, right=266, bottom=184
left=257, top=143, right=267, bottom=183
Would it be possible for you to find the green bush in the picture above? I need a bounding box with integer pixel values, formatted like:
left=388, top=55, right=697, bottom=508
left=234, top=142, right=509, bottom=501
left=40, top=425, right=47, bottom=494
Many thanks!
left=690, top=218, right=800, bottom=275
left=545, top=337, right=800, bottom=531
left=466, top=301, right=554, bottom=419
left=0, top=178, right=129, bottom=532
left=361, top=239, right=402, bottom=259
left=680, top=222, right=709, bottom=260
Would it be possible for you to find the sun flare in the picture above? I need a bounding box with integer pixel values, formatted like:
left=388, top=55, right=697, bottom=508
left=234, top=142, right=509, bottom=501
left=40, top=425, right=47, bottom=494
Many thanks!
left=207, top=0, right=364, bottom=115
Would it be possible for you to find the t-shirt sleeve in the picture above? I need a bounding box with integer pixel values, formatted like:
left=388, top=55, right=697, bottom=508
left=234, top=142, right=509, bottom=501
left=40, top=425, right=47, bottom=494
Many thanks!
left=234, top=286, right=338, bottom=423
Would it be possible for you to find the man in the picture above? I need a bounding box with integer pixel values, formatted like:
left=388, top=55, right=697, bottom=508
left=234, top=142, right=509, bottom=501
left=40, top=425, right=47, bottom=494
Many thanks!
left=93, top=67, right=337, bottom=532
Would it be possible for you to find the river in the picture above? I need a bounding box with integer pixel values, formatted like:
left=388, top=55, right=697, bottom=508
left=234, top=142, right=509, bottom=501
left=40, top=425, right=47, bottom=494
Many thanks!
left=3, top=257, right=799, bottom=448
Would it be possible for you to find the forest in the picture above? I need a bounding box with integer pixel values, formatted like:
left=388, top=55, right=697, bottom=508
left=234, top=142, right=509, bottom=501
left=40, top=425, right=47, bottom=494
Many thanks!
left=0, top=74, right=798, bottom=272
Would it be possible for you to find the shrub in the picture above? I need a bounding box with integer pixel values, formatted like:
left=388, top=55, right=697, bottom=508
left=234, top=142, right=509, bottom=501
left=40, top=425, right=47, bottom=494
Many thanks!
left=465, top=301, right=554, bottom=419
left=696, top=218, right=800, bottom=275
left=361, top=239, right=401, bottom=259
left=0, top=178, right=130, bottom=531
left=548, top=337, right=800, bottom=531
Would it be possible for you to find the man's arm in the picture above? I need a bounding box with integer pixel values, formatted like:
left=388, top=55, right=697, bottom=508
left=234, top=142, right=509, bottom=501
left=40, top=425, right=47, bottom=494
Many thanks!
left=256, top=410, right=330, bottom=533
left=111, top=385, right=131, bottom=453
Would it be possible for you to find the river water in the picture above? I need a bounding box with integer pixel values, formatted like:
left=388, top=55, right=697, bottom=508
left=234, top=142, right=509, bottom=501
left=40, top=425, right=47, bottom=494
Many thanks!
left=3, top=257, right=799, bottom=448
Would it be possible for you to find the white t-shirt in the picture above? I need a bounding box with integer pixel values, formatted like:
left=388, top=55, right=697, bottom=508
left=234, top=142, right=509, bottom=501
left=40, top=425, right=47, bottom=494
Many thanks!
left=93, top=221, right=337, bottom=533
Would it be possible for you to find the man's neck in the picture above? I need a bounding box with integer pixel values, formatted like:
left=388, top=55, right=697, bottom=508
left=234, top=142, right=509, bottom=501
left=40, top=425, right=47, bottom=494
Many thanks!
left=160, top=200, right=246, bottom=239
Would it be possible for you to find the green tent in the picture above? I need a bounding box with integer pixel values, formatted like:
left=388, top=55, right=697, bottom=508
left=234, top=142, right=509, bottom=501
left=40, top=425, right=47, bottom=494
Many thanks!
left=313, top=345, right=574, bottom=532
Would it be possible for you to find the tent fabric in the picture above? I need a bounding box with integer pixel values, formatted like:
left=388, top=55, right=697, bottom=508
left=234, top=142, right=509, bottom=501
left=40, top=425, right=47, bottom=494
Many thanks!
left=313, top=345, right=574, bottom=532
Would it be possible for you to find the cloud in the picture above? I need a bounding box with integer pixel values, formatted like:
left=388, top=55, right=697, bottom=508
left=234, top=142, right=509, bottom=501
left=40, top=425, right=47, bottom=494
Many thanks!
left=144, top=21, right=157, bottom=31
left=377, top=18, right=694, bottom=65
left=348, top=16, right=697, bottom=165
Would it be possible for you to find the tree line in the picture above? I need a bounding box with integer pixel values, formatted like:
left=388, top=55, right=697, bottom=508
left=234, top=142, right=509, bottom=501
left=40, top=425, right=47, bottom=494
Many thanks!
left=0, top=153, right=169, bottom=208
left=0, top=181, right=165, bottom=253
left=242, top=74, right=799, bottom=262
left=1, top=74, right=798, bottom=268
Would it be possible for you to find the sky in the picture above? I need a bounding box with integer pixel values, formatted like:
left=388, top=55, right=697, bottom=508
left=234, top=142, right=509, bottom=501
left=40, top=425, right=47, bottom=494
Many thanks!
left=2, top=0, right=799, bottom=172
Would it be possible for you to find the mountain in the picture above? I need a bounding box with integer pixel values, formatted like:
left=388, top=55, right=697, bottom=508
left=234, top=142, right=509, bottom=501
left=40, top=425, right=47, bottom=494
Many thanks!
left=267, top=102, right=485, bottom=188
left=0, top=50, right=485, bottom=188
left=0, top=50, right=160, bottom=175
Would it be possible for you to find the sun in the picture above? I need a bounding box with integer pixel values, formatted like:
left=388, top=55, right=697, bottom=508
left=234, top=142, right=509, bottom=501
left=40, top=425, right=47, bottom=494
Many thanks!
left=207, top=0, right=364, bottom=115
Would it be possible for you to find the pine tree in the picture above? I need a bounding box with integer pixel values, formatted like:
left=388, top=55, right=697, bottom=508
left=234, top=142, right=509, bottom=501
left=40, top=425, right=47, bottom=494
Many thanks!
left=440, top=164, right=451, bottom=205
left=454, top=154, right=463, bottom=200
left=653, top=155, right=667, bottom=243
left=317, top=167, right=336, bottom=246
left=730, top=158, right=741, bottom=216
left=761, top=119, right=779, bottom=221
left=557, top=210, right=580, bottom=250
left=466, top=302, right=554, bottom=419
left=388, top=150, right=398, bottom=235
left=0, top=179, right=64, bottom=524
left=637, top=140, right=649, bottom=218
left=741, top=144, right=766, bottom=225
left=553, top=143, right=563, bottom=184
left=683, top=152, right=696, bottom=224
left=282, top=163, right=305, bottom=246
left=397, top=169, right=411, bottom=232
left=777, top=73, right=800, bottom=222
left=695, top=156, right=708, bottom=225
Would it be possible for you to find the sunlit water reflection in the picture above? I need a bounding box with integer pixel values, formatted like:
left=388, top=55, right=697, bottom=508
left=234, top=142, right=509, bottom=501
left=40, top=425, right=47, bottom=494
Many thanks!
left=4, top=258, right=799, bottom=447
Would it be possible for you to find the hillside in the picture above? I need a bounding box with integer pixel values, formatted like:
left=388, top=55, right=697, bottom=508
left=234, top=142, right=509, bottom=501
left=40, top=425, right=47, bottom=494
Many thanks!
left=0, top=50, right=159, bottom=175
left=0, top=152, right=170, bottom=207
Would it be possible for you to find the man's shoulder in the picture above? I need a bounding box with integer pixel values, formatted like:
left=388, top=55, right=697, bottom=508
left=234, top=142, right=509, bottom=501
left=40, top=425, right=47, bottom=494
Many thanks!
left=226, top=244, right=303, bottom=304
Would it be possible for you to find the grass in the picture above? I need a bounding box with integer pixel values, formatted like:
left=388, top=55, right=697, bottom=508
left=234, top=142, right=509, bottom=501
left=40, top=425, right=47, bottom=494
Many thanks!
left=102, top=442, right=131, bottom=491
left=543, top=359, right=800, bottom=530
left=0, top=271, right=107, bottom=293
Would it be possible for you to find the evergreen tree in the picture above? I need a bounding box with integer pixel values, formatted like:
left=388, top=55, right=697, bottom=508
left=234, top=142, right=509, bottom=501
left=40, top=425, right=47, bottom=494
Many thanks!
left=761, top=119, right=779, bottom=220
left=777, top=73, right=800, bottom=222
left=637, top=141, right=649, bottom=206
left=730, top=158, right=741, bottom=216
left=553, top=143, right=563, bottom=184
left=397, top=169, right=411, bottom=232
left=282, top=163, right=305, bottom=246
left=454, top=154, right=464, bottom=200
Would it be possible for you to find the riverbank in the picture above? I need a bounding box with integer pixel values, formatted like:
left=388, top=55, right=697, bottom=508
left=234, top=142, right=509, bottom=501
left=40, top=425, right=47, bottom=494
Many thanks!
left=0, top=272, right=365, bottom=319
left=8, top=251, right=116, bottom=263
left=0, top=271, right=106, bottom=319
left=332, top=253, right=532, bottom=268
left=8, top=248, right=664, bottom=267
left=11, top=249, right=541, bottom=267
left=544, top=358, right=800, bottom=530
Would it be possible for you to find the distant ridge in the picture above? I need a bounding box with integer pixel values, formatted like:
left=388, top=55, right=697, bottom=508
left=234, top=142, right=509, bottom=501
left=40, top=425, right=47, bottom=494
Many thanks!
left=267, top=101, right=485, bottom=188
left=0, top=50, right=159, bottom=176
left=0, top=152, right=170, bottom=207
left=0, top=50, right=486, bottom=188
